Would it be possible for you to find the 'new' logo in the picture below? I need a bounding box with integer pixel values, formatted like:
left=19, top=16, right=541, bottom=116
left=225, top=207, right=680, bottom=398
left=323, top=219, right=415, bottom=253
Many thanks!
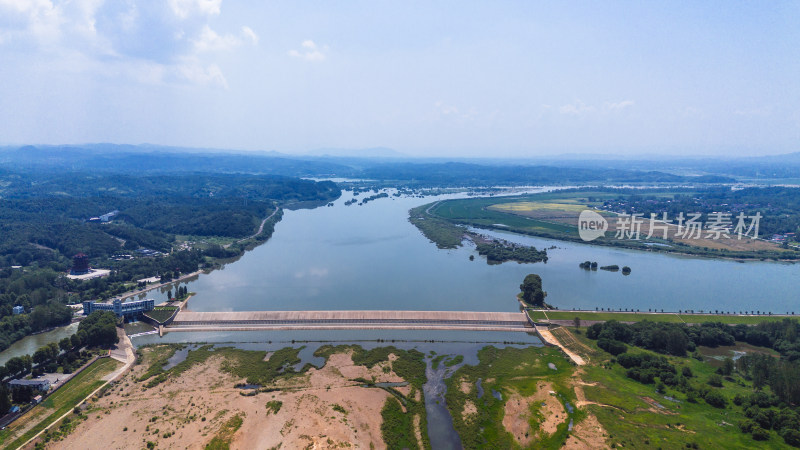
left=578, top=210, right=608, bottom=242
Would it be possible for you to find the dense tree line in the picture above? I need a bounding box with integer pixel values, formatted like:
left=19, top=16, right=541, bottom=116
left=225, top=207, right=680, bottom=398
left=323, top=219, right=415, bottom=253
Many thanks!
left=584, top=320, right=790, bottom=357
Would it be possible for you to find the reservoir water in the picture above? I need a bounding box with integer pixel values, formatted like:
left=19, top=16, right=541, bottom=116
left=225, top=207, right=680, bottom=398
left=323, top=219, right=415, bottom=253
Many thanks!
left=143, top=189, right=799, bottom=316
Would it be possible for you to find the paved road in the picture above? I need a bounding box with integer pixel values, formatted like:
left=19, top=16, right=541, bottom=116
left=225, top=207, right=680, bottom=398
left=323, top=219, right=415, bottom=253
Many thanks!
left=223, top=206, right=279, bottom=248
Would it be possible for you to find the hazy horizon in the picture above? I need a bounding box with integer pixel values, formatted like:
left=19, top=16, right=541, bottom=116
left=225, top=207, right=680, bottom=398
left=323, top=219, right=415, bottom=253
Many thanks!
left=1, top=1, right=798, bottom=158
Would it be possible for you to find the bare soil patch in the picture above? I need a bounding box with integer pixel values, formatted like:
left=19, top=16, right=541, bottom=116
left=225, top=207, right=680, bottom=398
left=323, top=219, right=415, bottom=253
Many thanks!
left=502, top=381, right=567, bottom=447
left=50, top=348, right=408, bottom=450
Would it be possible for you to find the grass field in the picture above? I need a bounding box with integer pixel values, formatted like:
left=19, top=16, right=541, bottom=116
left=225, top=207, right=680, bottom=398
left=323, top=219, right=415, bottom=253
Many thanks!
left=144, top=306, right=178, bottom=324
left=0, top=357, right=121, bottom=449
left=528, top=310, right=800, bottom=325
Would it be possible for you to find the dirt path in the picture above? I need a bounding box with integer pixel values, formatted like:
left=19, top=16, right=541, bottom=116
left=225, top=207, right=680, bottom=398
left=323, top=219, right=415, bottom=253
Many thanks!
left=536, top=326, right=586, bottom=365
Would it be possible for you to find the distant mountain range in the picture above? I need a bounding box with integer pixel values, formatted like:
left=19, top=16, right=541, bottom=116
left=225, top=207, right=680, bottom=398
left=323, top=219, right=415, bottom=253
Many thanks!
left=3, top=143, right=800, bottom=184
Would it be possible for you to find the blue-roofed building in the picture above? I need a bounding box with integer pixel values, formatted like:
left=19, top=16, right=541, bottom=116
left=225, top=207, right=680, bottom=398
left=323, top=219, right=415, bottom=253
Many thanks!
left=12, top=305, right=24, bottom=315
left=83, top=298, right=155, bottom=318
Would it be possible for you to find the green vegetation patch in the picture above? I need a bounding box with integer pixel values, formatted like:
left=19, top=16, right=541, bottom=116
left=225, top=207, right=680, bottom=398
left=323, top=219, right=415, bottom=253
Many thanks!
left=265, top=400, right=282, bottom=415
left=205, top=414, right=243, bottom=450
left=444, top=346, right=580, bottom=449
left=314, top=345, right=430, bottom=448
left=314, top=345, right=427, bottom=390
left=381, top=397, right=419, bottom=449
left=138, top=345, right=308, bottom=388
left=143, top=306, right=178, bottom=324
left=408, top=204, right=466, bottom=249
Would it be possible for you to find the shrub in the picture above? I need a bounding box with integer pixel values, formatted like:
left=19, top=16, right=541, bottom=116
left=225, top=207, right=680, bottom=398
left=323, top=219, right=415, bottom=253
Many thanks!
left=598, top=338, right=627, bottom=356
left=739, top=419, right=756, bottom=433
left=752, top=427, right=770, bottom=441
left=783, top=429, right=800, bottom=447
left=708, top=374, right=723, bottom=387
left=617, top=353, right=642, bottom=369
left=704, top=390, right=726, bottom=408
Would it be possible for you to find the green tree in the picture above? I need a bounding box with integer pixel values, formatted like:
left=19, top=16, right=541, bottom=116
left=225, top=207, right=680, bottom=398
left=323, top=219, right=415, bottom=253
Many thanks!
left=77, top=311, right=119, bottom=348
left=519, top=274, right=547, bottom=307
left=722, top=357, right=734, bottom=376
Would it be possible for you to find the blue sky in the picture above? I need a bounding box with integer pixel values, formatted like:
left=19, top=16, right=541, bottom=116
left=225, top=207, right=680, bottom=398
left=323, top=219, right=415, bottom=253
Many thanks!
left=0, top=0, right=797, bottom=158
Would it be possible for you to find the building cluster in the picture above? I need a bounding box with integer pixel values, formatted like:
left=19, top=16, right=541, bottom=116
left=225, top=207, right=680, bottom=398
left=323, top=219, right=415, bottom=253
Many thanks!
left=770, top=232, right=796, bottom=243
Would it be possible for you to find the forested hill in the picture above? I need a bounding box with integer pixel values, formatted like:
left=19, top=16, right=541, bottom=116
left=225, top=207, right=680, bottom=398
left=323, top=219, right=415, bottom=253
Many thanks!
left=0, top=171, right=341, bottom=267
left=0, top=145, right=356, bottom=177
left=0, top=172, right=339, bottom=200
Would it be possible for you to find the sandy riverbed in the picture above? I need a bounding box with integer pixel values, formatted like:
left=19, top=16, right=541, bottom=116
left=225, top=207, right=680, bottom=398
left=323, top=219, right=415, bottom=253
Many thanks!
left=47, top=349, right=411, bottom=449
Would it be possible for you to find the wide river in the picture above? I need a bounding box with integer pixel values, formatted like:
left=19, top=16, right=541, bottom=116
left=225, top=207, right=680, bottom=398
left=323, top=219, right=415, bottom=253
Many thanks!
left=141, top=188, right=799, bottom=316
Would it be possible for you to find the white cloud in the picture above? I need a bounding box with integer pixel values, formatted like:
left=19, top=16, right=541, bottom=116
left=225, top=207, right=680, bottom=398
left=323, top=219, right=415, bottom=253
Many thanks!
left=606, top=100, right=635, bottom=111
left=193, top=25, right=240, bottom=52
left=241, top=25, right=258, bottom=45
left=168, top=0, right=221, bottom=19
left=175, top=61, right=228, bottom=88
left=0, top=0, right=252, bottom=89
left=0, top=0, right=63, bottom=45
left=558, top=100, right=635, bottom=115
left=288, top=39, right=327, bottom=62
left=559, top=100, right=595, bottom=115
